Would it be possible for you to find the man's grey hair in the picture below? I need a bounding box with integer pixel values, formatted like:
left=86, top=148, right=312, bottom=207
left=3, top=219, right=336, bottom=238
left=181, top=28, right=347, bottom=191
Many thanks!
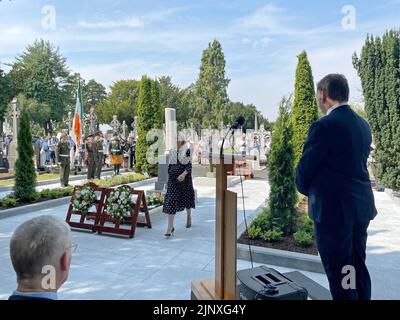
left=317, top=74, right=350, bottom=103
left=10, top=215, right=71, bottom=281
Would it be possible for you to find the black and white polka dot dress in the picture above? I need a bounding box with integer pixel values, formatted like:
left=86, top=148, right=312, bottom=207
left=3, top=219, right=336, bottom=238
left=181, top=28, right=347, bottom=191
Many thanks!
left=163, top=148, right=196, bottom=215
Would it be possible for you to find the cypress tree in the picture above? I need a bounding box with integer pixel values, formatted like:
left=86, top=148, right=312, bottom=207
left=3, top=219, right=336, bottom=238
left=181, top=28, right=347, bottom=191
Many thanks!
left=354, top=30, right=400, bottom=190
left=268, top=96, right=298, bottom=235
left=13, top=110, right=37, bottom=201
left=135, top=76, right=153, bottom=174
left=292, top=51, right=318, bottom=165
left=146, top=79, right=163, bottom=177
left=0, top=69, right=12, bottom=120
left=383, top=31, right=400, bottom=189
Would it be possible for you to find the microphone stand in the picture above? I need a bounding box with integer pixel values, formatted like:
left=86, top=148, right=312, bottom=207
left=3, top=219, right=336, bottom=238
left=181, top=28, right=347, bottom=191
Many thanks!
left=220, top=127, right=235, bottom=158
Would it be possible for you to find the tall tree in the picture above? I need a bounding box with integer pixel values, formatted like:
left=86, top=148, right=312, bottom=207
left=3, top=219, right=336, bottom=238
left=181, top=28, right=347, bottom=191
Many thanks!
left=135, top=76, right=154, bottom=174
left=0, top=68, right=12, bottom=121
left=96, top=80, right=139, bottom=126
left=353, top=31, right=400, bottom=190
left=83, top=79, right=107, bottom=113
left=268, top=96, right=298, bottom=235
left=223, top=102, right=271, bottom=131
left=179, top=84, right=197, bottom=130
left=194, top=40, right=230, bottom=128
left=9, top=39, right=71, bottom=132
left=159, top=76, right=180, bottom=110
left=151, top=79, right=164, bottom=130
left=17, top=94, right=51, bottom=128
left=292, top=51, right=318, bottom=165
left=13, top=110, right=37, bottom=201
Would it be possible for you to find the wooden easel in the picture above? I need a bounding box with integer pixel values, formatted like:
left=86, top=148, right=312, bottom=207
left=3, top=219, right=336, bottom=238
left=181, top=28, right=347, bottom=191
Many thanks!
left=192, top=154, right=254, bottom=300
left=95, top=186, right=152, bottom=238
left=66, top=183, right=107, bottom=232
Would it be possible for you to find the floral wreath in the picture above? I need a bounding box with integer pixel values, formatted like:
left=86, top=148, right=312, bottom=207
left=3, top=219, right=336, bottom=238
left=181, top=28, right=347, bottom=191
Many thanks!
left=106, top=186, right=135, bottom=218
left=72, top=185, right=97, bottom=213
left=147, top=193, right=164, bottom=207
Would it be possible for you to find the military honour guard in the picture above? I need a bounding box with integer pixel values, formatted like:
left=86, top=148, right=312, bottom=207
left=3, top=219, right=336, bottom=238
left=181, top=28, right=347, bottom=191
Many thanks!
left=56, top=132, right=71, bottom=187
left=95, top=132, right=104, bottom=179
left=85, top=134, right=96, bottom=180
left=109, top=133, right=123, bottom=176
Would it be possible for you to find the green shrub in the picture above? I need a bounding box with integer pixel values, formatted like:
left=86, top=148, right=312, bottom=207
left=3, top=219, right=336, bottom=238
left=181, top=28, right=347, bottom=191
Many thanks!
left=0, top=195, right=18, bottom=208
left=247, top=226, right=262, bottom=240
left=30, top=192, right=41, bottom=202
left=0, top=174, right=147, bottom=211
left=297, top=215, right=314, bottom=234
left=252, top=209, right=272, bottom=231
left=40, top=189, right=52, bottom=199
left=293, top=229, right=314, bottom=247
left=261, top=229, right=283, bottom=243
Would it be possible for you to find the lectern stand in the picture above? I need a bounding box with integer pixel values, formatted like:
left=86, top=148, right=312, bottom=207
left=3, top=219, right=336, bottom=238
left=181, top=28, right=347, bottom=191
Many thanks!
left=191, top=154, right=252, bottom=300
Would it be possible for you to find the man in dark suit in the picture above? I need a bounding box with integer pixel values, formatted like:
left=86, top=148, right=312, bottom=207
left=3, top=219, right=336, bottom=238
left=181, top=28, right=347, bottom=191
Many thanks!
left=8, top=216, right=74, bottom=300
left=296, top=74, right=377, bottom=300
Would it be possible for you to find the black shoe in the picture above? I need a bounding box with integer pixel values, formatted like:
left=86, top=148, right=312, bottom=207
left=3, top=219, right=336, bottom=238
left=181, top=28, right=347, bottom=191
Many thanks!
left=164, top=228, right=175, bottom=238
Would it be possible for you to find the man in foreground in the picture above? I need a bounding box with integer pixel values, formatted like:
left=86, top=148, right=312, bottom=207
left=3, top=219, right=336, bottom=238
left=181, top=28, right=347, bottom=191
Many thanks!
left=9, top=215, right=74, bottom=300
left=296, top=74, right=377, bottom=300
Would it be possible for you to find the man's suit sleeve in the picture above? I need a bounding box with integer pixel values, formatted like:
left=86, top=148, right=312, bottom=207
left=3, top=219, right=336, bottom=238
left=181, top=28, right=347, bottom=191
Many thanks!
left=296, top=121, right=329, bottom=196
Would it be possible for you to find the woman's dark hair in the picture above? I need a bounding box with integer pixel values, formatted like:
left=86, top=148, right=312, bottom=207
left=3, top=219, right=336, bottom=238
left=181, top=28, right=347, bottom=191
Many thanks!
left=317, top=74, right=349, bottom=102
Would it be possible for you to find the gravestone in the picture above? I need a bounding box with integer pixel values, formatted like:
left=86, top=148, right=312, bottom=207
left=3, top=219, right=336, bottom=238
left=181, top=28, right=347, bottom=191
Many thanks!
left=84, top=107, right=99, bottom=136
left=110, top=115, right=122, bottom=135
left=122, top=121, right=128, bottom=139
left=250, top=148, right=261, bottom=171
left=131, top=116, right=138, bottom=140
left=8, top=98, right=20, bottom=172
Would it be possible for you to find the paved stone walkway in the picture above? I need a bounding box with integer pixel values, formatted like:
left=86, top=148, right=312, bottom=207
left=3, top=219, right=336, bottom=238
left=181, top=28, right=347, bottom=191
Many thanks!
left=0, top=178, right=399, bottom=300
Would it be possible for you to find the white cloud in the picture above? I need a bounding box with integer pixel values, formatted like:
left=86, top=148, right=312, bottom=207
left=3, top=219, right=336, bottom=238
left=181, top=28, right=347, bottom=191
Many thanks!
left=240, top=4, right=285, bottom=31
left=76, top=6, right=188, bottom=30
left=77, top=18, right=145, bottom=29
left=261, top=37, right=271, bottom=46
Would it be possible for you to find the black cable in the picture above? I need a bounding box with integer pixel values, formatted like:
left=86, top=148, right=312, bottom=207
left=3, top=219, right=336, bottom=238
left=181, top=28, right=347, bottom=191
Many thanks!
left=235, top=147, right=254, bottom=269
left=220, top=128, right=255, bottom=270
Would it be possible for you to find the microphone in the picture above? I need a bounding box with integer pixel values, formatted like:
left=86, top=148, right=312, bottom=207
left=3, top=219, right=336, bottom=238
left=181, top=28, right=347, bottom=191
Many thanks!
left=230, top=116, right=245, bottom=130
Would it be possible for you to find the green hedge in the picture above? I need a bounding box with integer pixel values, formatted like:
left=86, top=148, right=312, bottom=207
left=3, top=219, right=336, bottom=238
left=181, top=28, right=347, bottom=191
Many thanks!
left=0, top=174, right=148, bottom=209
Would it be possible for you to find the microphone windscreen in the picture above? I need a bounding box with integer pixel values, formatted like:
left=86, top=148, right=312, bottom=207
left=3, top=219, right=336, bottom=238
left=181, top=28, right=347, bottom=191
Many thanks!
left=237, top=116, right=245, bottom=127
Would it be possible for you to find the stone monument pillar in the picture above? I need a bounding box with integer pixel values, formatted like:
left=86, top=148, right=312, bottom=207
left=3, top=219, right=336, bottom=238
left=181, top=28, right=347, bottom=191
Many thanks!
left=165, top=108, right=177, bottom=152
left=155, top=108, right=177, bottom=192
left=122, top=121, right=128, bottom=139
left=8, top=98, right=20, bottom=172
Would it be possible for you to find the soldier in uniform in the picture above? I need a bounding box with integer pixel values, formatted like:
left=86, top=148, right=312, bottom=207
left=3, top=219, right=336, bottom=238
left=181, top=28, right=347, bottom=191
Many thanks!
left=109, top=133, right=123, bottom=176
left=56, top=133, right=71, bottom=187
left=94, top=132, right=104, bottom=179
left=85, top=134, right=96, bottom=180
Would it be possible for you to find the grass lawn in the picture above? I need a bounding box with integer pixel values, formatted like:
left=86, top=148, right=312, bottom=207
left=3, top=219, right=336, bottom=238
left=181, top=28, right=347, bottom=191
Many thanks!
left=0, top=173, right=59, bottom=187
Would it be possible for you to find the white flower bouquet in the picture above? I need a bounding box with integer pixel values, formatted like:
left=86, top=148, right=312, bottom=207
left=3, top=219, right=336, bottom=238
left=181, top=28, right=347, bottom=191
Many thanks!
left=106, top=186, right=134, bottom=219
left=72, top=185, right=97, bottom=213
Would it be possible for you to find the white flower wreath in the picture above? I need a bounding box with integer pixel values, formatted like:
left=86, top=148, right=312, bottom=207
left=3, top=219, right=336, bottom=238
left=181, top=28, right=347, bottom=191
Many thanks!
left=106, top=186, right=135, bottom=218
left=72, top=186, right=96, bottom=213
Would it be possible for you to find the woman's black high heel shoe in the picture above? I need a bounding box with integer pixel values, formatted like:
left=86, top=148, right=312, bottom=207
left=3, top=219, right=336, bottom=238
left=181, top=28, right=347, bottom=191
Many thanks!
left=164, top=228, right=175, bottom=238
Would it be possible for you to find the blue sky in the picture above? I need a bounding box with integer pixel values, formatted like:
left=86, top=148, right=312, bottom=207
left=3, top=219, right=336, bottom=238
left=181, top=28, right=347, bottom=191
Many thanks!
left=1, top=0, right=399, bottom=120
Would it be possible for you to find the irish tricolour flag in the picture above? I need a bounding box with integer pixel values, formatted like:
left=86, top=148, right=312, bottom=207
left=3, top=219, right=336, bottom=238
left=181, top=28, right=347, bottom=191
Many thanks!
left=72, top=81, right=83, bottom=147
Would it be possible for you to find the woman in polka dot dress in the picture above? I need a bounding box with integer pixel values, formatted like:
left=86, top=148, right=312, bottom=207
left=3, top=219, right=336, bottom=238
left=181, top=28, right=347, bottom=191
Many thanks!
left=163, top=136, right=195, bottom=238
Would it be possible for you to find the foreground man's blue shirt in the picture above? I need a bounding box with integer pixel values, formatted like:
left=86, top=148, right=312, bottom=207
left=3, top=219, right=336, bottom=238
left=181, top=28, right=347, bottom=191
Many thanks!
left=9, top=290, right=58, bottom=300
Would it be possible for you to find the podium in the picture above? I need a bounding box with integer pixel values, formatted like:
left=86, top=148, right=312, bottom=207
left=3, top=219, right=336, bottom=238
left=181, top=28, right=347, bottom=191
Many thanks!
left=191, top=154, right=255, bottom=300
